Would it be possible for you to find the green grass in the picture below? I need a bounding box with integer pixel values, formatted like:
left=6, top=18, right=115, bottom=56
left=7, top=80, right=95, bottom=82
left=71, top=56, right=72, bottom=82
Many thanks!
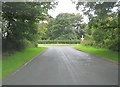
left=0, top=59, right=1, bottom=80
left=2, top=47, right=45, bottom=79
left=74, top=45, right=119, bottom=62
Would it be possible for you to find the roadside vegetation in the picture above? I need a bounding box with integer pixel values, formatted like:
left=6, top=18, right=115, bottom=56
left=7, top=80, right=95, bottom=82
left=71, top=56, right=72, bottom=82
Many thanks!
left=73, top=2, right=119, bottom=63
left=0, top=59, right=1, bottom=79
left=1, top=1, right=119, bottom=79
left=74, top=45, right=119, bottom=62
left=75, top=2, right=119, bottom=52
left=38, top=40, right=80, bottom=44
left=38, top=2, right=119, bottom=52
left=2, top=2, right=57, bottom=79
left=2, top=2, right=57, bottom=52
left=2, top=47, right=45, bottom=79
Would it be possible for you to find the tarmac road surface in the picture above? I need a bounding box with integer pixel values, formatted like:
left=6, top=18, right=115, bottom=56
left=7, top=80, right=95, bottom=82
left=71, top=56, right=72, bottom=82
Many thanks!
left=3, top=46, right=118, bottom=85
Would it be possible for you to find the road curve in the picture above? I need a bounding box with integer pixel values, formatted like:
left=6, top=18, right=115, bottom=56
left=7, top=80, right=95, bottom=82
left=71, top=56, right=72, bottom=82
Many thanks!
left=3, top=46, right=118, bottom=85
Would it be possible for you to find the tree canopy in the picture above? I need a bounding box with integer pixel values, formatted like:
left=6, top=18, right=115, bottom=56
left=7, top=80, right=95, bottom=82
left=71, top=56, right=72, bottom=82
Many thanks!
left=76, top=1, right=119, bottom=51
left=2, top=2, right=57, bottom=52
left=2, top=1, right=119, bottom=52
left=40, top=13, right=85, bottom=40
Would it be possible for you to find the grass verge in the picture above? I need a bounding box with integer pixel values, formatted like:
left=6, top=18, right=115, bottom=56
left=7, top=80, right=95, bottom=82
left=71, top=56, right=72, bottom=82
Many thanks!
left=0, top=59, right=1, bottom=80
left=2, top=47, right=45, bottom=79
left=74, top=45, right=119, bottom=62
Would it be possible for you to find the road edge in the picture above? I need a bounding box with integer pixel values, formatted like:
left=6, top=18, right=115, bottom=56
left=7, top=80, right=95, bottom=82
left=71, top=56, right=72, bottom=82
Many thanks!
left=72, top=46, right=118, bottom=64
left=2, top=47, right=48, bottom=83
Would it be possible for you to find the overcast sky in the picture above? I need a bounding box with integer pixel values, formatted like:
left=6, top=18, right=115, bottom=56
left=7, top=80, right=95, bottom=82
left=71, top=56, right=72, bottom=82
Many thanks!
left=48, top=0, right=79, bottom=17
left=48, top=0, right=89, bottom=23
left=48, top=0, right=118, bottom=23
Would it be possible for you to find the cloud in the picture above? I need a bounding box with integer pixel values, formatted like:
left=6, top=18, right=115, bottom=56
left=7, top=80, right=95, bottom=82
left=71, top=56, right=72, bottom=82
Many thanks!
left=48, top=0, right=79, bottom=17
left=48, top=0, right=89, bottom=23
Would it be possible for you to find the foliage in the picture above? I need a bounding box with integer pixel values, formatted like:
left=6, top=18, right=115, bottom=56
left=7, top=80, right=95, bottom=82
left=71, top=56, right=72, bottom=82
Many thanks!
left=41, top=13, right=84, bottom=40
left=38, top=40, right=80, bottom=44
left=2, top=2, right=57, bottom=52
left=76, top=1, right=119, bottom=51
left=86, top=12, right=119, bottom=51
left=38, top=22, right=48, bottom=40
left=76, top=2, right=116, bottom=20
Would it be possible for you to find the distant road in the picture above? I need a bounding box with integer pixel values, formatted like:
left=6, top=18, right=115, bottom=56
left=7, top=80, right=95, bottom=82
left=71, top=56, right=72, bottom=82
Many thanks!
left=3, top=46, right=118, bottom=85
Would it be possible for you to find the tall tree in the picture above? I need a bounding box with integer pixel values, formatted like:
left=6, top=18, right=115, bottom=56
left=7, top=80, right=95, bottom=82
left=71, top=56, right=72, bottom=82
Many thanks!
left=2, top=2, right=57, bottom=52
left=75, top=1, right=119, bottom=51
left=44, top=13, right=84, bottom=40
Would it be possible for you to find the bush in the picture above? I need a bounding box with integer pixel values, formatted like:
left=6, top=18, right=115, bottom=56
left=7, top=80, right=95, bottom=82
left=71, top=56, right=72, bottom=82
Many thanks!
left=2, top=38, right=36, bottom=53
left=109, top=41, right=120, bottom=52
left=80, top=40, right=94, bottom=46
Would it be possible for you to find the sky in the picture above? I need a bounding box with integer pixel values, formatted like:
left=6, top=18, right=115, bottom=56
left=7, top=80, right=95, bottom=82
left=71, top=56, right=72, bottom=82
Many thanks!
left=48, top=0, right=118, bottom=23
left=48, top=0, right=89, bottom=23
left=48, top=0, right=79, bottom=17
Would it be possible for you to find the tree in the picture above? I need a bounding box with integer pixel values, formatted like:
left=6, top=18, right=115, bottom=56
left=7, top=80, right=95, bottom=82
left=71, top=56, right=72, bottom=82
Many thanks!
left=2, top=2, right=57, bottom=52
left=76, top=2, right=116, bottom=20
left=44, top=13, right=84, bottom=40
left=75, top=1, right=119, bottom=51
left=38, top=22, right=48, bottom=40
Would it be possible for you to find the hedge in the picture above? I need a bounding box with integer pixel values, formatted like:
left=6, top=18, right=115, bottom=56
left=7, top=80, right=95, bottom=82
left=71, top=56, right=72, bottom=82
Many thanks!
left=38, top=40, right=80, bottom=44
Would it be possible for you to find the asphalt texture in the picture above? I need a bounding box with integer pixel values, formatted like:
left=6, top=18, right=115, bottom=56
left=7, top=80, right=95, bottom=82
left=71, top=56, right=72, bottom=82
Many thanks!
left=3, top=46, right=118, bottom=85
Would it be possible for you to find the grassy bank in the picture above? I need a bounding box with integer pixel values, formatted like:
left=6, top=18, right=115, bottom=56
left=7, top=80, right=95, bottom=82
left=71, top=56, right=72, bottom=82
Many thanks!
left=74, top=45, right=119, bottom=62
left=2, top=47, right=45, bottom=79
left=0, top=59, right=1, bottom=80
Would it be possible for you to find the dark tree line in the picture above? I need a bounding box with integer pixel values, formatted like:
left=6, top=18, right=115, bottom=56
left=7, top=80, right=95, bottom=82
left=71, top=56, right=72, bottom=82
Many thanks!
left=2, top=2, right=57, bottom=52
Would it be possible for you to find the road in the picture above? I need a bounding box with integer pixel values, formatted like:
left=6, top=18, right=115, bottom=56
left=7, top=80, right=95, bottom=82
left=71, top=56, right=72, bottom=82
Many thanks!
left=3, top=46, right=118, bottom=85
